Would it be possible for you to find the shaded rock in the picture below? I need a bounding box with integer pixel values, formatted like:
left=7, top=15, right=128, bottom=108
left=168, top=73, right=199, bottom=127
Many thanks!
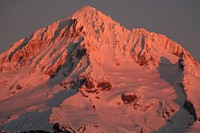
left=53, top=123, right=71, bottom=133
left=183, top=100, right=197, bottom=121
left=85, top=79, right=95, bottom=89
left=75, top=48, right=86, bottom=59
left=16, top=84, right=22, bottom=90
left=53, top=123, right=62, bottom=132
left=121, top=93, right=139, bottom=104
left=97, top=81, right=112, bottom=91
left=71, top=78, right=86, bottom=89
left=178, top=52, right=185, bottom=70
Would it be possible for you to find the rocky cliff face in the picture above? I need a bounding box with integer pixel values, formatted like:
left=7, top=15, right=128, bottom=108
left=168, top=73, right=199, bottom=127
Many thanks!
left=0, top=6, right=199, bottom=133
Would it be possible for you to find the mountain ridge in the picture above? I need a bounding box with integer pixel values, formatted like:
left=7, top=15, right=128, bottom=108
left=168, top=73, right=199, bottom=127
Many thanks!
left=0, top=6, right=198, bottom=72
left=0, top=6, right=200, bottom=133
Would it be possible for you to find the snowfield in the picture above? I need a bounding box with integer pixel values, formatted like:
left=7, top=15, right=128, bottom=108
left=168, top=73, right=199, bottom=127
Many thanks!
left=0, top=6, right=199, bottom=133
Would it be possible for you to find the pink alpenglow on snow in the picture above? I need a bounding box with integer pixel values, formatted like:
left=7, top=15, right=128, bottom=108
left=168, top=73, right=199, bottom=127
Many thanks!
left=0, top=6, right=200, bottom=133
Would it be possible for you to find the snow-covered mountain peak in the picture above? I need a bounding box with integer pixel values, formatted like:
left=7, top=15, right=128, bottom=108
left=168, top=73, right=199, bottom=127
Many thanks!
left=0, top=6, right=200, bottom=133
left=70, top=6, right=123, bottom=37
left=70, top=6, right=116, bottom=25
left=71, top=6, right=99, bottom=16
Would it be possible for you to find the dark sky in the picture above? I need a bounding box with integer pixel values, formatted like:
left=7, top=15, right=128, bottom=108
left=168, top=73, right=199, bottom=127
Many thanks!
left=0, top=0, right=200, bottom=61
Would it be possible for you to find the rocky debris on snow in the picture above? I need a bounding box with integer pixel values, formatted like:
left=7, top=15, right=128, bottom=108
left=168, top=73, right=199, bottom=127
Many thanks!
left=52, top=123, right=71, bottom=133
left=121, top=92, right=139, bottom=104
left=97, top=81, right=112, bottom=91
left=85, top=79, right=95, bottom=89
left=156, top=101, right=176, bottom=122
left=82, top=78, right=112, bottom=93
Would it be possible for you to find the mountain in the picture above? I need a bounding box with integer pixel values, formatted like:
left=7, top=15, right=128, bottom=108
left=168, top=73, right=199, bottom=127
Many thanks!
left=0, top=6, right=200, bottom=133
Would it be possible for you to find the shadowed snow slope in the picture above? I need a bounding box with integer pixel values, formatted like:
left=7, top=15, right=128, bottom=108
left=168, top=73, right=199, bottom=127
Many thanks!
left=0, top=6, right=199, bottom=133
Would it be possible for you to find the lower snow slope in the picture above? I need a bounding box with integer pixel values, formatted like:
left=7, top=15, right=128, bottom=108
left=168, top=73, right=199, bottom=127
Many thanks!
left=0, top=57, right=198, bottom=132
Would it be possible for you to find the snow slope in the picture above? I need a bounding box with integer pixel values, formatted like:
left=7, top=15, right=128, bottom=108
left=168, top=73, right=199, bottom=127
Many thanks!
left=0, top=6, right=199, bottom=133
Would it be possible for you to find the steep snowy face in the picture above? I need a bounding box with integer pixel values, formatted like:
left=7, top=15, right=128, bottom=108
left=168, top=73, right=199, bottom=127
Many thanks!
left=0, top=6, right=200, bottom=133
left=0, top=18, right=84, bottom=71
left=0, top=6, right=197, bottom=74
left=178, top=52, right=200, bottom=132
left=71, top=6, right=199, bottom=69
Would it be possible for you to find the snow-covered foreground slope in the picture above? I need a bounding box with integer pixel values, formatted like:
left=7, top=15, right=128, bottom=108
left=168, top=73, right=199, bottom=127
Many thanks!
left=0, top=6, right=200, bottom=133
